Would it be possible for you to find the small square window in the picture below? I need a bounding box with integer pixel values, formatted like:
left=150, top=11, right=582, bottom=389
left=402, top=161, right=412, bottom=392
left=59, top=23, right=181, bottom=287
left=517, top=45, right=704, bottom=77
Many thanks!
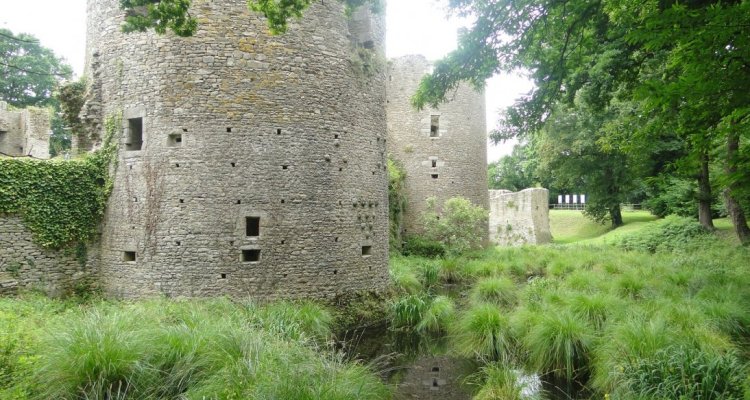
left=167, top=133, right=182, bottom=147
left=246, top=217, right=260, bottom=237
left=242, top=249, right=261, bottom=262
left=123, top=251, right=136, bottom=262
left=362, top=246, right=372, bottom=256
left=431, top=160, right=437, bottom=168
left=431, top=174, right=439, bottom=179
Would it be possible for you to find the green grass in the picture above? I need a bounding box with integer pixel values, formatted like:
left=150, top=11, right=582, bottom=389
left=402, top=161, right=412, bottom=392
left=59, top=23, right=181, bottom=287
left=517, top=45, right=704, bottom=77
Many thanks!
left=549, top=210, right=657, bottom=244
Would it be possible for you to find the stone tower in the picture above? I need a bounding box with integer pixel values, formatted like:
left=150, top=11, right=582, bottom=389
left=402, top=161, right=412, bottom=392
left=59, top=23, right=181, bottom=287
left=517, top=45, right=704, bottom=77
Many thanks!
left=386, top=55, right=488, bottom=235
left=84, top=0, right=389, bottom=299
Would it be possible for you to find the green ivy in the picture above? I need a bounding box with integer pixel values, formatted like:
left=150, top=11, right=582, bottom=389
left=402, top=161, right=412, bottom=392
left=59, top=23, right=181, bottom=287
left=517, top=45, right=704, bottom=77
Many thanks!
left=0, top=114, right=120, bottom=249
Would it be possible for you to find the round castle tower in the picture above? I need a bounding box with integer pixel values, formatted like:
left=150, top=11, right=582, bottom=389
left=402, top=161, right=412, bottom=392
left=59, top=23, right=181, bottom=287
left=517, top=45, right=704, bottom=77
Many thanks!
left=386, top=55, right=488, bottom=236
left=85, top=0, right=389, bottom=299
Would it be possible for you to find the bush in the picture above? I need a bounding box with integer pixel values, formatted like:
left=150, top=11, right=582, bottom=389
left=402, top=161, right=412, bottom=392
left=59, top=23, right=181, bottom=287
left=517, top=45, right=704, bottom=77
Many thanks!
left=622, top=346, right=747, bottom=399
left=612, top=215, right=711, bottom=253
left=422, top=196, right=488, bottom=256
left=402, top=236, right=445, bottom=258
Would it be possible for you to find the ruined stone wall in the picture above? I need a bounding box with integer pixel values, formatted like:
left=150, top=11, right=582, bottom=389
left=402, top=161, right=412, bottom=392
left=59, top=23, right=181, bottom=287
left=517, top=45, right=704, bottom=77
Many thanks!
left=489, top=189, right=552, bottom=246
left=0, top=216, right=99, bottom=296
left=0, top=101, right=50, bottom=159
left=85, top=0, right=389, bottom=299
left=386, top=55, right=488, bottom=236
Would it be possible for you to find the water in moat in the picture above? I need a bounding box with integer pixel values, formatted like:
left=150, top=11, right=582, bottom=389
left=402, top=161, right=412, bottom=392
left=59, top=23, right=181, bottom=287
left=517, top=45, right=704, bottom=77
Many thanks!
left=340, top=287, right=589, bottom=400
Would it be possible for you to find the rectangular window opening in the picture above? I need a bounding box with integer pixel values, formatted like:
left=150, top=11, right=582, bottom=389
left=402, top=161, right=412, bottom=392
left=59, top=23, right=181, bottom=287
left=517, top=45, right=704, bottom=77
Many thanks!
left=167, top=133, right=182, bottom=147
left=430, top=115, right=440, bottom=137
left=245, top=217, right=260, bottom=237
left=431, top=174, right=439, bottom=179
left=123, top=251, right=136, bottom=262
left=227, top=127, right=232, bottom=133
left=242, top=249, right=261, bottom=262
left=126, top=117, right=143, bottom=151
left=431, top=160, right=437, bottom=168
left=362, top=246, right=372, bottom=256
left=276, top=128, right=282, bottom=135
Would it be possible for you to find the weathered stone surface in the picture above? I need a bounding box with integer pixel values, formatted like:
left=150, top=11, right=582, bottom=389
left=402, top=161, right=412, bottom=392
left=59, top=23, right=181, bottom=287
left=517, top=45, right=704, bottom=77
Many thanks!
left=386, top=55, right=489, bottom=236
left=489, top=188, right=552, bottom=246
left=0, top=216, right=99, bottom=296
left=82, top=0, right=390, bottom=299
left=0, top=101, right=51, bottom=159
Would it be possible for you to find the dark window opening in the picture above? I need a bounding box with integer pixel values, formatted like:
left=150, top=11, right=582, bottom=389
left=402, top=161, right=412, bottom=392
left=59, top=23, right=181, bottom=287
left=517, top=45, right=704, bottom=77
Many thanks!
left=430, top=115, right=440, bottom=137
left=362, top=246, right=372, bottom=256
left=432, top=379, right=439, bottom=387
left=431, top=174, right=439, bottom=179
left=176, top=241, right=181, bottom=246
left=281, top=240, right=286, bottom=244
left=236, top=200, right=242, bottom=204
left=123, top=251, right=136, bottom=262
left=175, top=163, right=180, bottom=167
left=231, top=162, right=236, bottom=167
left=276, top=128, right=282, bottom=135
left=167, top=133, right=182, bottom=147
left=334, top=237, right=339, bottom=242
left=245, top=217, right=260, bottom=237
left=281, top=199, right=285, bottom=204
left=362, top=40, right=374, bottom=49
left=182, top=128, right=188, bottom=132
left=333, top=269, right=338, bottom=275
left=242, top=249, right=261, bottom=262
left=431, top=160, right=437, bottom=168
left=432, top=367, right=440, bottom=372
left=334, top=134, right=339, bottom=139
left=126, top=117, right=143, bottom=151
left=133, top=197, right=138, bottom=202
left=220, top=273, right=227, bottom=279
left=282, top=165, right=289, bottom=170
left=226, top=127, right=232, bottom=133
left=179, top=199, right=184, bottom=204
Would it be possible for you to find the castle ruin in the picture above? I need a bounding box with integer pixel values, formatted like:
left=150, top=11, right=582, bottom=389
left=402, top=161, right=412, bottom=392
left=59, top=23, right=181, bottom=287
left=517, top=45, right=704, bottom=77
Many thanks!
left=489, top=189, right=552, bottom=246
left=0, top=101, right=51, bottom=159
left=386, top=55, right=489, bottom=236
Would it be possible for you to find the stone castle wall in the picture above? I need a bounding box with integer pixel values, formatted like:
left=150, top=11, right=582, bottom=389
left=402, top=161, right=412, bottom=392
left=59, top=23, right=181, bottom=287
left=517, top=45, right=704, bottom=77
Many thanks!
left=386, top=55, right=488, bottom=236
left=0, top=216, right=99, bottom=296
left=0, top=101, right=51, bottom=159
left=489, top=189, right=552, bottom=246
left=84, top=0, right=389, bottom=299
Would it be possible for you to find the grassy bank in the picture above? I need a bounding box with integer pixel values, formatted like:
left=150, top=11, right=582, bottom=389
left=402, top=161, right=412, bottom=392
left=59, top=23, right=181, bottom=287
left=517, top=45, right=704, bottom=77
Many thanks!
left=391, top=218, right=750, bottom=398
left=0, top=297, right=390, bottom=399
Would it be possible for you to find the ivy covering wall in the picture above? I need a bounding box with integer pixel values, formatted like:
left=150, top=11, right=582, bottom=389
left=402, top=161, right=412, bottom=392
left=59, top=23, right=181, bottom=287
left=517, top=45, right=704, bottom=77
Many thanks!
left=0, top=115, right=119, bottom=249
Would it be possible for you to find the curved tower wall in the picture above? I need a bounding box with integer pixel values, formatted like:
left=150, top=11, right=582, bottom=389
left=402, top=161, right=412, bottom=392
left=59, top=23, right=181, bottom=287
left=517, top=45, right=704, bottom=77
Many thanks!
left=386, top=55, right=488, bottom=235
left=85, top=0, right=389, bottom=299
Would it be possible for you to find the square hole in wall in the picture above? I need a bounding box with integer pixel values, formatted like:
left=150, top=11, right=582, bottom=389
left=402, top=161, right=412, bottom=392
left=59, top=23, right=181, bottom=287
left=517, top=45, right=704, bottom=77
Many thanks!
left=167, top=133, right=182, bottom=147
left=220, top=273, right=227, bottom=279
left=126, top=117, right=143, bottom=151
left=430, top=115, right=440, bottom=137
left=282, top=165, right=289, bottom=170
left=242, top=249, right=261, bottom=262
left=431, top=174, right=439, bottom=179
left=276, top=128, right=282, bottom=135
left=246, top=217, right=260, bottom=237
left=432, top=160, right=437, bottom=168
left=123, top=251, right=136, bottom=262
left=227, top=127, right=232, bottom=133
left=362, top=246, right=372, bottom=256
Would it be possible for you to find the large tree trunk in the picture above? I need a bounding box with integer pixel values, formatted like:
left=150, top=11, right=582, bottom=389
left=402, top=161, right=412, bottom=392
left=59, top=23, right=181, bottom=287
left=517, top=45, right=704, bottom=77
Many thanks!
left=697, top=151, right=715, bottom=230
left=610, top=205, right=623, bottom=228
left=724, top=130, right=750, bottom=245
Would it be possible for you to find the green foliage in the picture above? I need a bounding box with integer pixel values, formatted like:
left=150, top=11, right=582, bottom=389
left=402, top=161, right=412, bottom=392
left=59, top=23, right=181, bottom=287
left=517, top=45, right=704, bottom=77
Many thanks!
left=119, top=0, right=382, bottom=36
left=0, top=28, right=72, bottom=108
left=1, top=297, right=389, bottom=399
left=387, top=157, right=407, bottom=253
left=0, top=114, right=119, bottom=248
left=389, top=294, right=429, bottom=333
left=613, top=215, right=712, bottom=253
left=422, top=196, right=488, bottom=256
left=452, top=303, right=514, bottom=362
left=488, top=144, right=536, bottom=191
left=402, top=235, right=445, bottom=258
left=623, top=346, right=747, bottom=400
left=55, top=78, right=87, bottom=145
left=471, top=277, right=517, bottom=307
left=471, top=364, right=532, bottom=400
left=416, top=295, right=455, bottom=335
left=643, top=176, right=700, bottom=218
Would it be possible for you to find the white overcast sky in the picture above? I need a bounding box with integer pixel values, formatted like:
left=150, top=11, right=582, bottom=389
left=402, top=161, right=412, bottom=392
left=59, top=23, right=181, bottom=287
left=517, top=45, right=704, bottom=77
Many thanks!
left=0, top=0, right=531, bottom=161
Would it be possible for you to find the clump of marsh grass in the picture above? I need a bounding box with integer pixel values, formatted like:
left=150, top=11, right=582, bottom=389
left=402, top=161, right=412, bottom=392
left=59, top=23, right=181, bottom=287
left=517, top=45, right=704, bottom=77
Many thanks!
left=416, top=295, right=456, bottom=335
left=471, top=276, right=517, bottom=307
left=471, top=364, right=542, bottom=400
left=567, top=293, right=622, bottom=330
left=519, top=308, right=593, bottom=382
left=452, top=303, right=515, bottom=362
left=389, top=294, right=429, bottom=332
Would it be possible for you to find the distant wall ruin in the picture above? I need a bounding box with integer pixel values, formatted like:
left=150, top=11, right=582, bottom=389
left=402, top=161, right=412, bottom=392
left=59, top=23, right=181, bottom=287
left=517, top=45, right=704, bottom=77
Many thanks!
left=0, top=101, right=50, bottom=159
left=489, top=188, right=552, bottom=246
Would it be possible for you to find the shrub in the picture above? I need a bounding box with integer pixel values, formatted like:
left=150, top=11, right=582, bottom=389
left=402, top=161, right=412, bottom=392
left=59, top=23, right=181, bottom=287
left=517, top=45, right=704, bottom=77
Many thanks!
left=402, top=236, right=445, bottom=258
left=622, top=346, right=747, bottom=399
left=422, top=196, right=488, bottom=256
left=612, top=215, right=711, bottom=253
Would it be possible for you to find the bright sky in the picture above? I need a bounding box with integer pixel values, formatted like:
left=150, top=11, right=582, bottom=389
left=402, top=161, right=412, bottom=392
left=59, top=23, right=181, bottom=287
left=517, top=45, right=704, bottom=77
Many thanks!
left=0, top=0, right=531, bottom=161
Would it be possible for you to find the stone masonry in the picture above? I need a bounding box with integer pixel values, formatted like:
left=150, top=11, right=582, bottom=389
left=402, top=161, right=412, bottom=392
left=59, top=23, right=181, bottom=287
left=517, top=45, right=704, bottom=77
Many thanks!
left=386, top=55, right=489, bottom=236
left=489, top=188, right=552, bottom=246
left=0, top=101, right=51, bottom=159
left=82, top=0, right=390, bottom=299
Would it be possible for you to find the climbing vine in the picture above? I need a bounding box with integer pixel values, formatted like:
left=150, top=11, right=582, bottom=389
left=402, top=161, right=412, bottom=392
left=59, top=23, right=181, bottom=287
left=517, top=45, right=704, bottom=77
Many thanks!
left=0, top=114, right=120, bottom=249
left=388, top=157, right=407, bottom=253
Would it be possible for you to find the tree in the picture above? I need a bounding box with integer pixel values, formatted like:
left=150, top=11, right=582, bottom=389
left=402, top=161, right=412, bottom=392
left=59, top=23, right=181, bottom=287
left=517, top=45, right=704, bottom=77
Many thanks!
left=411, top=0, right=750, bottom=243
left=488, top=144, right=535, bottom=192
left=1, top=29, right=74, bottom=157
left=0, top=28, right=72, bottom=108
